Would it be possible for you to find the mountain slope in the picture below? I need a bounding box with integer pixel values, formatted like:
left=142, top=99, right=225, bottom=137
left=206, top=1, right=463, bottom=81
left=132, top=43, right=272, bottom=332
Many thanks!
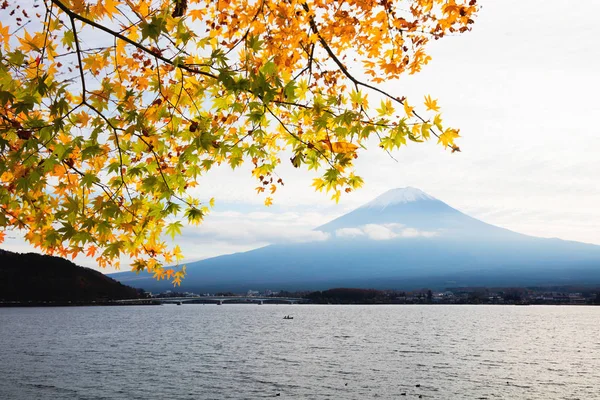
left=318, top=187, right=521, bottom=238
left=110, top=188, right=600, bottom=291
left=0, top=249, right=140, bottom=302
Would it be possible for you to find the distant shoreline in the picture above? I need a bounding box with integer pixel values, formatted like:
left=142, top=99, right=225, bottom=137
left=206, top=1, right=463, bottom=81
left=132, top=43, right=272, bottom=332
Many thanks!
left=2, top=301, right=598, bottom=308
left=0, top=300, right=161, bottom=307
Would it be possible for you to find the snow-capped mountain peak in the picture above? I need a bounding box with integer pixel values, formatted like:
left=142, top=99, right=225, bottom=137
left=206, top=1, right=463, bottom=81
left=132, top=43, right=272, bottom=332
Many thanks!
left=361, top=187, right=436, bottom=210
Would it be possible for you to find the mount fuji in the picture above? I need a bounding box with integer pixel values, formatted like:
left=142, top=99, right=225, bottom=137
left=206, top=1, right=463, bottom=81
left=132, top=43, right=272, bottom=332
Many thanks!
left=111, top=188, right=600, bottom=292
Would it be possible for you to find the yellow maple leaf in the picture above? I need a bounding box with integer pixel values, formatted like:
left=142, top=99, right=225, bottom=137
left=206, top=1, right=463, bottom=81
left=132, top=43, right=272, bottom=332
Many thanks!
left=331, top=190, right=341, bottom=203
left=18, top=30, right=45, bottom=52
left=264, top=197, right=273, bottom=207
left=312, top=178, right=325, bottom=192
left=0, top=23, right=9, bottom=50
left=403, top=100, right=414, bottom=117
left=189, top=9, right=204, bottom=21
left=424, top=95, right=440, bottom=112
left=173, top=246, right=184, bottom=262
left=70, top=0, right=86, bottom=14
left=74, top=111, right=90, bottom=127
left=103, top=0, right=119, bottom=18
left=438, top=128, right=460, bottom=147
left=330, top=142, right=359, bottom=154
left=433, top=114, right=443, bottom=130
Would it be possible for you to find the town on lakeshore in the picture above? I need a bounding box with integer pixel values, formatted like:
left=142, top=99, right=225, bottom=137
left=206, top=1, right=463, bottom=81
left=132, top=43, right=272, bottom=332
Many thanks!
left=151, top=287, right=600, bottom=306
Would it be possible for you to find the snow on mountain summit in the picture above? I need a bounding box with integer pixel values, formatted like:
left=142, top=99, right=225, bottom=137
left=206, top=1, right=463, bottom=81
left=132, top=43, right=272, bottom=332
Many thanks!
left=360, top=187, right=436, bottom=209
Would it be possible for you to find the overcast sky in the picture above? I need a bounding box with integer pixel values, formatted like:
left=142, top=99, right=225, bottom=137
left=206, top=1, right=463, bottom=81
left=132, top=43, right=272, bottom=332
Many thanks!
left=4, top=0, right=599, bottom=273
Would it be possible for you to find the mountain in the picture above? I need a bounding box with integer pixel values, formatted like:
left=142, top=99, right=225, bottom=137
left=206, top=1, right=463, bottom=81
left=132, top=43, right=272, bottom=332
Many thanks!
left=0, top=249, right=140, bottom=302
left=317, top=187, right=517, bottom=237
left=110, top=187, right=600, bottom=292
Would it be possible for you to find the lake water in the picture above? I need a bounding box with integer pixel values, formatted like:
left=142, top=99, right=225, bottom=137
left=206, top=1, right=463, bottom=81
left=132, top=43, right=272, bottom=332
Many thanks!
left=1, top=305, right=599, bottom=399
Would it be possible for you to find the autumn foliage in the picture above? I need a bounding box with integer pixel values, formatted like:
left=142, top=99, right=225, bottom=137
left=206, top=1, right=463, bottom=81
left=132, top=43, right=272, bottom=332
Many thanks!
left=0, top=0, right=477, bottom=283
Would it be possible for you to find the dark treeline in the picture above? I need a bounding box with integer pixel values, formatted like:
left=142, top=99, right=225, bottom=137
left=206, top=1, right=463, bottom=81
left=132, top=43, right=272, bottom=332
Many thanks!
left=303, top=288, right=400, bottom=304
left=0, top=249, right=141, bottom=303
left=298, top=287, right=600, bottom=305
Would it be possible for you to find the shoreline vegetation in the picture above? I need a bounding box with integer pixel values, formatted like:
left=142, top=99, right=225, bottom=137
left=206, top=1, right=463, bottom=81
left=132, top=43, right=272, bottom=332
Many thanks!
left=299, top=287, right=600, bottom=305
left=0, top=299, right=161, bottom=307
left=144, top=287, right=600, bottom=306
left=2, top=299, right=599, bottom=307
left=4, top=287, right=600, bottom=307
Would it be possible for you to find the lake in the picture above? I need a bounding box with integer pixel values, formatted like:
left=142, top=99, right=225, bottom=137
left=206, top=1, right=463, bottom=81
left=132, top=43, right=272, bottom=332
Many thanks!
left=1, top=305, right=599, bottom=399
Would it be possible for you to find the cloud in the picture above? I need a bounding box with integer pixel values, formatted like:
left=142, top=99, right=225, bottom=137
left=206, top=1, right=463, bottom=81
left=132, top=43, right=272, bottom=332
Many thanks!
left=400, top=228, right=438, bottom=238
left=363, top=224, right=398, bottom=240
left=335, top=224, right=438, bottom=241
left=180, top=208, right=333, bottom=250
left=212, top=211, right=243, bottom=218
left=335, top=228, right=365, bottom=238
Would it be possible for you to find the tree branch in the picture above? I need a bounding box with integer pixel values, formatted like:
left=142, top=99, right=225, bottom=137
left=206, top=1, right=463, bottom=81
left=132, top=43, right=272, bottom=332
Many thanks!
left=50, top=0, right=218, bottom=80
left=301, top=2, right=444, bottom=142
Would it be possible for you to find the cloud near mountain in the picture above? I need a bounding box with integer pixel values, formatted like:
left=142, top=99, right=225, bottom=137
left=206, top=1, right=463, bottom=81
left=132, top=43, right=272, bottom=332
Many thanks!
left=181, top=218, right=330, bottom=245
left=335, top=224, right=438, bottom=240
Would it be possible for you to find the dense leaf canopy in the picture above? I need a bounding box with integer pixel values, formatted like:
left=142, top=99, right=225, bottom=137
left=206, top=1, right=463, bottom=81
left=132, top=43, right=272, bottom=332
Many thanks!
left=0, top=0, right=477, bottom=283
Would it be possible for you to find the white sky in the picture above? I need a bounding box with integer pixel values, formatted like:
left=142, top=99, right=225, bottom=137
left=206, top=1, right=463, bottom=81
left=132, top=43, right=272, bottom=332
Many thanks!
left=4, top=0, right=600, bottom=273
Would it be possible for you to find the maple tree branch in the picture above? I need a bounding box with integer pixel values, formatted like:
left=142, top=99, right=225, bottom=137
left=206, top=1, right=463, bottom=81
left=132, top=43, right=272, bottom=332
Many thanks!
left=68, top=16, right=86, bottom=101
left=132, top=132, right=193, bottom=207
left=54, top=46, right=113, bottom=58
left=0, top=207, right=30, bottom=230
left=301, top=2, right=444, bottom=143
left=264, top=105, right=335, bottom=169
left=79, top=101, right=139, bottom=209
left=60, top=156, right=139, bottom=222
left=225, top=0, right=265, bottom=56
left=37, top=4, right=53, bottom=76
left=293, top=42, right=315, bottom=80
left=50, top=0, right=218, bottom=80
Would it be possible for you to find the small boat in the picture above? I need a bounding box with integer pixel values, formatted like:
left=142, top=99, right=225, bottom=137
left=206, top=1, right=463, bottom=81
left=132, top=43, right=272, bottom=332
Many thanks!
left=283, top=315, right=293, bottom=320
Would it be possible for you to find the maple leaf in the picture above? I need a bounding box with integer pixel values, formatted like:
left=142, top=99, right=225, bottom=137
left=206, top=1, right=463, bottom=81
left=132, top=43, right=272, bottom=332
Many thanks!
left=0, top=22, right=9, bottom=50
left=86, top=245, right=97, bottom=257
left=165, top=221, right=183, bottom=239
left=403, top=100, right=414, bottom=117
left=189, top=9, right=204, bottom=22
left=424, top=95, right=440, bottom=112
left=102, top=0, right=119, bottom=18
left=18, top=30, right=45, bottom=52
left=433, top=114, right=443, bottom=130
left=331, top=190, right=341, bottom=203
left=67, top=0, right=86, bottom=14
left=330, top=142, right=359, bottom=154
left=438, top=128, right=460, bottom=147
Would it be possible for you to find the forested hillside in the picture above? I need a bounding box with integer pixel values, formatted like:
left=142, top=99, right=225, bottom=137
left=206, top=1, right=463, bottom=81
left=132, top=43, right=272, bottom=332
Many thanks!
left=0, top=250, right=139, bottom=302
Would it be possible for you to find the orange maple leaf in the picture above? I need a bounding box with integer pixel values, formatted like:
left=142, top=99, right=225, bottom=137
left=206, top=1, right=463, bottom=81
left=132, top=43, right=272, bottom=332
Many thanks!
left=86, top=245, right=97, bottom=257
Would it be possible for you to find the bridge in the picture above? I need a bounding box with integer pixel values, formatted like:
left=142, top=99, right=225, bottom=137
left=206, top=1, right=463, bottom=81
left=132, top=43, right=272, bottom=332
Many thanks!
left=116, top=296, right=305, bottom=305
